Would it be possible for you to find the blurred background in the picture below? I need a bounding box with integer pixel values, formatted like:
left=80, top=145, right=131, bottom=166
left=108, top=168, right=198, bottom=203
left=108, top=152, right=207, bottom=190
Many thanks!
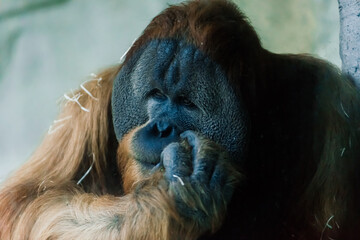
left=0, top=0, right=341, bottom=181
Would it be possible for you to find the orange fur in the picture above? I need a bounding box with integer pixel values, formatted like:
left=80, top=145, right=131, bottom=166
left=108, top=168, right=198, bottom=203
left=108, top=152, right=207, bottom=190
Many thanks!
left=116, top=126, right=146, bottom=194
left=0, top=64, right=234, bottom=239
left=0, top=66, right=179, bottom=239
left=0, top=66, right=119, bottom=239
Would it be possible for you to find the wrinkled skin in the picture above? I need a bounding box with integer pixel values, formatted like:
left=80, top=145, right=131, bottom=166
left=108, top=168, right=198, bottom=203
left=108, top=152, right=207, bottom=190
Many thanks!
left=112, top=39, right=248, bottom=160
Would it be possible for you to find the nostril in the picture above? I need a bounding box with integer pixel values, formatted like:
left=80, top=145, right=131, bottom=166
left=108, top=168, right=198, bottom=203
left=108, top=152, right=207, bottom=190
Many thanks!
left=159, top=126, right=173, bottom=138
left=153, top=121, right=174, bottom=138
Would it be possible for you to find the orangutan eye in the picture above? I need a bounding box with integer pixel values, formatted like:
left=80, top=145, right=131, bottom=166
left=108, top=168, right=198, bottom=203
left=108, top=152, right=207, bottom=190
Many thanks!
left=148, top=89, right=166, bottom=100
left=177, top=96, right=196, bottom=108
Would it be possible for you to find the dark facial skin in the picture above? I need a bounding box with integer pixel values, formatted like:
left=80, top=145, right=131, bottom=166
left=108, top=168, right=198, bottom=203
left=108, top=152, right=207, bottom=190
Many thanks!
left=112, top=39, right=248, bottom=167
left=112, top=39, right=247, bottom=229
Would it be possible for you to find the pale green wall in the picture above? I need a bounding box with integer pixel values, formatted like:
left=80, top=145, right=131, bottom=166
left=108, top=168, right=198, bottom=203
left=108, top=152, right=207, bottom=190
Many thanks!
left=235, top=0, right=340, bottom=65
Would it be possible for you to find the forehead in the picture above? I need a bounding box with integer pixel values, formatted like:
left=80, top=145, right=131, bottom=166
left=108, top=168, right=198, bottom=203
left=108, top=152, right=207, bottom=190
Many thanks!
left=123, top=39, right=235, bottom=100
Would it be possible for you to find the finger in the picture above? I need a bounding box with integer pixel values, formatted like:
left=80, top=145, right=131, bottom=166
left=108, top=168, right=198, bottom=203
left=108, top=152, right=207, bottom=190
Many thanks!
left=181, top=131, right=220, bottom=184
left=180, top=130, right=200, bottom=156
left=192, top=156, right=217, bottom=184
left=210, top=163, right=236, bottom=203
left=210, top=163, right=227, bottom=190
left=161, top=142, right=192, bottom=180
